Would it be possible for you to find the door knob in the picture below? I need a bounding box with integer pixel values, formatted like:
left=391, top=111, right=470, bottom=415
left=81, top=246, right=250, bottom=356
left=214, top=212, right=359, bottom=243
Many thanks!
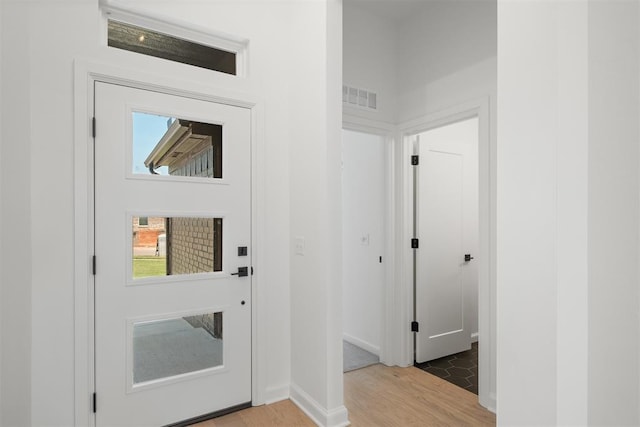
left=231, top=266, right=248, bottom=277
left=464, top=254, right=474, bottom=262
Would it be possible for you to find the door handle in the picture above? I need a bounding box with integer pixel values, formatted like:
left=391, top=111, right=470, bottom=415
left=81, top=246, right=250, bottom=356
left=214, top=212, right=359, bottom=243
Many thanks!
left=231, top=266, right=249, bottom=277
left=464, top=254, right=474, bottom=262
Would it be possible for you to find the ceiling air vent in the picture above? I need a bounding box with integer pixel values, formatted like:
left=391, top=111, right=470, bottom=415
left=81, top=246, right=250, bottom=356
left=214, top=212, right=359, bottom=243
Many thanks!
left=343, top=85, right=377, bottom=111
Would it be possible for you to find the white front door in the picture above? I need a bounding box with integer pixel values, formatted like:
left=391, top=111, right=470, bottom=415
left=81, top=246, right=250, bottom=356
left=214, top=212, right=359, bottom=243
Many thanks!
left=94, top=82, right=252, bottom=426
left=415, top=117, right=478, bottom=363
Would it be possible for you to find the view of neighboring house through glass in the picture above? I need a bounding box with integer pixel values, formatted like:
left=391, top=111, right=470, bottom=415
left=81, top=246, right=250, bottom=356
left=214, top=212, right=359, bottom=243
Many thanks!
left=133, top=112, right=223, bottom=179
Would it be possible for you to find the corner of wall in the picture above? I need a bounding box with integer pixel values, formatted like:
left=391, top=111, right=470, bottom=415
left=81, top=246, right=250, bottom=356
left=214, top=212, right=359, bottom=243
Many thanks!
left=290, top=382, right=349, bottom=427
left=288, top=0, right=345, bottom=421
left=263, top=384, right=290, bottom=405
left=587, top=0, right=640, bottom=423
left=0, top=0, right=3, bottom=419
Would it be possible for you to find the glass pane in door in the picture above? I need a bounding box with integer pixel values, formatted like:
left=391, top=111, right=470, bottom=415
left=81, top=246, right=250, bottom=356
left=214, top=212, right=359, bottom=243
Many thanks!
left=132, top=112, right=223, bottom=179
left=132, top=216, right=223, bottom=279
left=132, top=312, right=224, bottom=385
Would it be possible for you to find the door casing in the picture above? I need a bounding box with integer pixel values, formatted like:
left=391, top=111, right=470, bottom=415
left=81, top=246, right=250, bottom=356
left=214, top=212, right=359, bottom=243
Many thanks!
left=342, top=122, right=397, bottom=365
left=341, top=118, right=395, bottom=365
left=73, top=59, right=264, bottom=426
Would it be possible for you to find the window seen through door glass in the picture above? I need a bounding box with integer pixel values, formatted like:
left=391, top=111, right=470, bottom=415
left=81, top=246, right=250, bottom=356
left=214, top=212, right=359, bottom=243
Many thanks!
left=132, top=112, right=223, bottom=179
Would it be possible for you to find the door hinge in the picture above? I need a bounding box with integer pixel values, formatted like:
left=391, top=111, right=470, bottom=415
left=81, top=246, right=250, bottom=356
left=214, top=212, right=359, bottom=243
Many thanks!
left=411, top=155, right=419, bottom=165
left=92, top=117, right=96, bottom=138
left=411, top=321, right=419, bottom=332
left=92, top=255, right=96, bottom=275
left=411, top=238, right=419, bottom=249
left=251, top=266, right=254, bottom=276
left=92, top=392, right=97, bottom=413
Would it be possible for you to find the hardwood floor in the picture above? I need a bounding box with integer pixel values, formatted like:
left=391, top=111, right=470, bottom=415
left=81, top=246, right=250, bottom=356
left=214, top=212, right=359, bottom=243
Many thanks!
left=195, top=364, right=495, bottom=426
left=344, top=365, right=495, bottom=426
left=194, top=400, right=315, bottom=426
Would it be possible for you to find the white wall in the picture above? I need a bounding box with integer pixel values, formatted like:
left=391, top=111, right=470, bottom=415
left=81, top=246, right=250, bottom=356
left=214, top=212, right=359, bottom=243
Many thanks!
left=396, top=0, right=497, bottom=123
left=497, top=3, right=563, bottom=422
left=0, top=1, right=345, bottom=425
left=341, top=130, right=385, bottom=354
left=587, top=1, right=639, bottom=423
left=1, top=1, right=33, bottom=425
left=556, top=2, right=589, bottom=423
left=0, top=0, right=3, bottom=421
left=342, top=2, right=397, bottom=125
left=289, top=1, right=347, bottom=423
left=497, top=0, right=640, bottom=424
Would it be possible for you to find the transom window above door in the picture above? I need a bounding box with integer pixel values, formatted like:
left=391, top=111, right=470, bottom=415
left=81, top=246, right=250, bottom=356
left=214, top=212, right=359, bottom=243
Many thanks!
left=108, top=20, right=238, bottom=75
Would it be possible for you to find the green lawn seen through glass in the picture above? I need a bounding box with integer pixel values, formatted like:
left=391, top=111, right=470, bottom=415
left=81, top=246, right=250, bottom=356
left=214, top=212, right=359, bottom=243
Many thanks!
left=133, top=256, right=167, bottom=278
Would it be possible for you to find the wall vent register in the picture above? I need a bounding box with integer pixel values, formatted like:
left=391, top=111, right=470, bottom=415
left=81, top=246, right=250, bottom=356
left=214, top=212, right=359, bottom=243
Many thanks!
left=342, top=85, right=378, bottom=111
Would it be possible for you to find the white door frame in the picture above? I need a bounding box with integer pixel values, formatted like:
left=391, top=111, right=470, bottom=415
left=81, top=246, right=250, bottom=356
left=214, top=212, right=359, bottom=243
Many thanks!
left=342, top=115, right=395, bottom=365
left=397, top=97, right=495, bottom=411
left=73, top=59, right=265, bottom=426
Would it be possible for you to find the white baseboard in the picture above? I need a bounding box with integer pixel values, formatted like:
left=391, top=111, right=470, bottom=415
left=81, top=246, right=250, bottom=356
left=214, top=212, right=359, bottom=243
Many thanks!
left=471, top=332, right=479, bottom=342
left=479, top=391, right=497, bottom=414
left=343, top=333, right=380, bottom=356
left=290, top=382, right=350, bottom=427
left=488, top=392, right=497, bottom=413
left=264, top=384, right=290, bottom=405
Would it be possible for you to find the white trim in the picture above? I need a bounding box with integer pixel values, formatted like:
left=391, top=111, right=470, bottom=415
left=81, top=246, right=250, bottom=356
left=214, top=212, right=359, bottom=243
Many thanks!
left=73, top=58, right=265, bottom=425
left=251, top=99, right=267, bottom=408
left=343, top=333, right=380, bottom=357
left=397, top=97, right=495, bottom=411
left=73, top=58, right=94, bottom=427
left=290, top=383, right=350, bottom=427
left=487, top=392, right=497, bottom=413
left=342, top=114, right=394, bottom=134
left=99, top=0, right=249, bottom=77
left=396, top=127, right=415, bottom=368
left=342, top=115, right=396, bottom=367
left=263, top=385, right=290, bottom=405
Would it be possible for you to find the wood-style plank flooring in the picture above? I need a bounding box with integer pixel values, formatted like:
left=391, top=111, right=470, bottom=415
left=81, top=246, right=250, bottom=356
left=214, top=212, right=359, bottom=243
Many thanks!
left=195, top=364, right=495, bottom=426
left=194, top=399, right=315, bottom=426
left=344, top=364, right=495, bottom=426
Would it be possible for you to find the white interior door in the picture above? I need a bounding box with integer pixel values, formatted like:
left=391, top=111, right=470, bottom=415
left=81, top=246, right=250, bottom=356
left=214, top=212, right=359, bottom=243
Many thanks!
left=415, top=117, right=478, bottom=363
left=94, top=82, right=251, bottom=426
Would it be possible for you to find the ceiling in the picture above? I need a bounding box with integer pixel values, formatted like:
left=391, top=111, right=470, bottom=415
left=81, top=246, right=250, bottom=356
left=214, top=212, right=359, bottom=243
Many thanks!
left=346, top=0, right=431, bottom=23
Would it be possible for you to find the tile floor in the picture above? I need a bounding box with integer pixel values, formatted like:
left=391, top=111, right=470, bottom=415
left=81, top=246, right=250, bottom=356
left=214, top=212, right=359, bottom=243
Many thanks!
left=414, top=341, right=478, bottom=395
left=343, top=341, right=379, bottom=372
